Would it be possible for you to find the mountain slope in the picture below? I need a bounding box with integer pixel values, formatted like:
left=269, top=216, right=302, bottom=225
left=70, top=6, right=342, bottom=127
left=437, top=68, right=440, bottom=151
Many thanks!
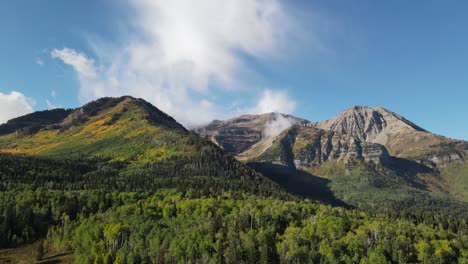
left=0, top=96, right=286, bottom=197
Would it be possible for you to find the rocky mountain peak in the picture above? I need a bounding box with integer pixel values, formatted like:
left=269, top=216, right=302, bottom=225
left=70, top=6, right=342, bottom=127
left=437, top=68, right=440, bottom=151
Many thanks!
left=313, top=105, right=427, bottom=144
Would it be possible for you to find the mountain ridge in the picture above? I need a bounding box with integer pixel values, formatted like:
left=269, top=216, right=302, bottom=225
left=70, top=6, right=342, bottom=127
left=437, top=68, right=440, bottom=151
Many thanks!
left=198, top=105, right=467, bottom=168
left=197, top=105, right=468, bottom=202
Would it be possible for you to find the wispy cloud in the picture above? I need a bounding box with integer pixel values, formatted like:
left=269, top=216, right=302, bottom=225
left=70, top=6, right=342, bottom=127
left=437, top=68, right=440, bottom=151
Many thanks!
left=51, top=48, right=97, bottom=79
left=263, top=113, right=298, bottom=138
left=0, top=91, right=35, bottom=124
left=51, top=0, right=320, bottom=127
left=35, top=57, right=44, bottom=66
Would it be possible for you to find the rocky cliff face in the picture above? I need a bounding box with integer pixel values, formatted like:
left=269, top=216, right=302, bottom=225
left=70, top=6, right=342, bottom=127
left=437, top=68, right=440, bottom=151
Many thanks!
left=255, top=125, right=391, bottom=170
left=410, top=141, right=468, bottom=169
left=196, top=113, right=307, bottom=154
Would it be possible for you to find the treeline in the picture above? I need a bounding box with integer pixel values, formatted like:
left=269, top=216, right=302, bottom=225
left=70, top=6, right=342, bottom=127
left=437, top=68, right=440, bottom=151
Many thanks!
left=46, top=191, right=468, bottom=264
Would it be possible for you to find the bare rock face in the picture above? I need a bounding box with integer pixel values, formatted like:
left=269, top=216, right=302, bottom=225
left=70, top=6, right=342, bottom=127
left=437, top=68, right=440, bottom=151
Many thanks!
left=420, top=153, right=463, bottom=169
left=255, top=126, right=391, bottom=170
left=361, top=142, right=392, bottom=165
left=195, top=113, right=308, bottom=154
left=411, top=141, right=467, bottom=169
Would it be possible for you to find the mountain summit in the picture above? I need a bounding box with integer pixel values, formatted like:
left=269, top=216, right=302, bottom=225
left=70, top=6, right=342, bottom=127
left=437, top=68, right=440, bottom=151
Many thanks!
left=313, top=105, right=427, bottom=143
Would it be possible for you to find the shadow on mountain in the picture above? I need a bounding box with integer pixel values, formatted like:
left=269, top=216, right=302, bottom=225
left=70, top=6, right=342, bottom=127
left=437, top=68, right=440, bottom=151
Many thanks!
left=247, top=162, right=350, bottom=208
left=388, top=157, right=435, bottom=190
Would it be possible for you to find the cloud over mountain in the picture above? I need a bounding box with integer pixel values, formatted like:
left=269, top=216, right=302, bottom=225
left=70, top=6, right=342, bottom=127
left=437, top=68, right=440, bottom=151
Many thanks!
left=51, top=0, right=300, bottom=128
left=251, top=89, right=296, bottom=115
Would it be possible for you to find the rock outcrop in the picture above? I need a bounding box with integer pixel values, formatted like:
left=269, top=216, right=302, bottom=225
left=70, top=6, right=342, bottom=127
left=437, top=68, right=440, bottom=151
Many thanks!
left=255, top=126, right=391, bottom=170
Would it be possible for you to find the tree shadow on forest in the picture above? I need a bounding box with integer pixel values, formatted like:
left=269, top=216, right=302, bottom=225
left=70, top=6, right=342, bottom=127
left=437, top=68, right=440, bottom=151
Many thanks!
left=247, top=162, right=351, bottom=208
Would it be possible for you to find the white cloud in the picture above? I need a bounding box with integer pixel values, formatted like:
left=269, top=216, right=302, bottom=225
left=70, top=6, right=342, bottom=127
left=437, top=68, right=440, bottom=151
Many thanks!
left=51, top=0, right=302, bottom=128
left=251, top=89, right=296, bottom=114
left=36, top=57, right=44, bottom=66
left=51, top=48, right=97, bottom=79
left=0, top=91, right=35, bottom=124
left=263, top=113, right=298, bottom=138
left=51, top=90, right=56, bottom=98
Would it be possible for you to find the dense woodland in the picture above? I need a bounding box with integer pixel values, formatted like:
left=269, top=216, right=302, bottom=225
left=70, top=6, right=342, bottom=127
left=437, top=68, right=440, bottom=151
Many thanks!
left=1, top=152, right=468, bottom=263
left=1, top=187, right=467, bottom=263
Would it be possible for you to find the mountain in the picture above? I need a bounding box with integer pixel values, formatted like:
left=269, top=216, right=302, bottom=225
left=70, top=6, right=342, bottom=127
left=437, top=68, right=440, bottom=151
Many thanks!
left=311, top=106, right=468, bottom=202
left=198, top=107, right=468, bottom=206
left=0, top=96, right=285, bottom=197
left=312, top=106, right=467, bottom=168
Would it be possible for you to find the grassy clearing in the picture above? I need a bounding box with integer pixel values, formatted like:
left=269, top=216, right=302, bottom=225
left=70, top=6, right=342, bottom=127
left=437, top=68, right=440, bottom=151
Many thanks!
left=440, top=161, right=468, bottom=202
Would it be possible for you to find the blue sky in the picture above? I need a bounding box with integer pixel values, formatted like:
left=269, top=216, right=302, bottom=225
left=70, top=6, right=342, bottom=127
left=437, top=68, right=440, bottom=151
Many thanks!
left=0, top=0, right=467, bottom=140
